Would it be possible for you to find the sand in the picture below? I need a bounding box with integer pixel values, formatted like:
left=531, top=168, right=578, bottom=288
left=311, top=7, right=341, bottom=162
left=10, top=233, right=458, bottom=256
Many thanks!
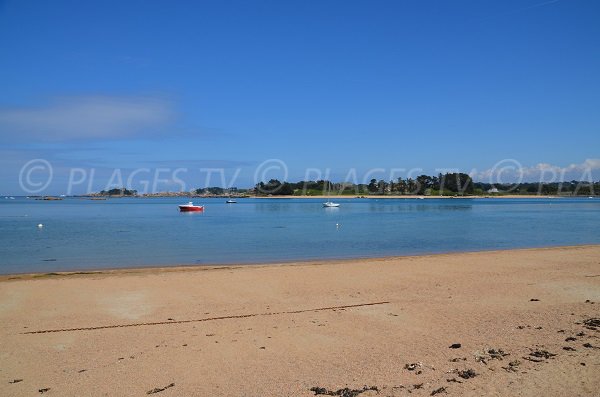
left=1, top=246, right=599, bottom=396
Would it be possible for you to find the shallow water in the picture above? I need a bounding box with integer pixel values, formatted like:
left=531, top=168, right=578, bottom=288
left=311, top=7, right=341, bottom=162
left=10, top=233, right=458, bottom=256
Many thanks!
left=0, top=197, right=599, bottom=274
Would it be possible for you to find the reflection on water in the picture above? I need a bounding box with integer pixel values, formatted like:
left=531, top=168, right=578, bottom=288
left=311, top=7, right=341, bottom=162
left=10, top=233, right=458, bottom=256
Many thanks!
left=0, top=197, right=598, bottom=273
left=368, top=202, right=474, bottom=212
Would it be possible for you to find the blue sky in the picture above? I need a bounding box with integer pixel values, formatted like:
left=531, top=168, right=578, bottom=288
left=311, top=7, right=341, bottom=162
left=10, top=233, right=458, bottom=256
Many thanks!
left=1, top=0, right=599, bottom=194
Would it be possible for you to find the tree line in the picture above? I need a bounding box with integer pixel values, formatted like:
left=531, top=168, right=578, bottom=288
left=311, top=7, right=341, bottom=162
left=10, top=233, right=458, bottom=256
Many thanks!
left=253, top=173, right=598, bottom=196
left=98, top=187, right=137, bottom=196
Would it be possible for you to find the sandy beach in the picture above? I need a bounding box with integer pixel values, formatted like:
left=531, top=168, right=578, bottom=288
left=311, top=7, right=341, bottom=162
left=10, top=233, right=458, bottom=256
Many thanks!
left=1, top=246, right=599, bottom=396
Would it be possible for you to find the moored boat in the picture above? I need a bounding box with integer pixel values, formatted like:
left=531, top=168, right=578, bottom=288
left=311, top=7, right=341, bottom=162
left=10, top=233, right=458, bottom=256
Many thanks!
left=323, top=181, right=340, bottom=207
left=178, top=202, right=204, bottom=212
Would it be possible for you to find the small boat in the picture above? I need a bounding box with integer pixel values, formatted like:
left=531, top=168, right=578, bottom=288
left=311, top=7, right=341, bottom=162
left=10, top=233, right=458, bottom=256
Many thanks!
left=322, top=181, right=340, bottom=207
left=178, top=201, right=204, bottom=212
left=226, top=198, right=237, bottom=203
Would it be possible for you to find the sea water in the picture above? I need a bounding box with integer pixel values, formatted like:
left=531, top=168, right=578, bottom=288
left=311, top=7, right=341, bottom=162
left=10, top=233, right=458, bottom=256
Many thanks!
left=0, top=197, right=599, bottom=274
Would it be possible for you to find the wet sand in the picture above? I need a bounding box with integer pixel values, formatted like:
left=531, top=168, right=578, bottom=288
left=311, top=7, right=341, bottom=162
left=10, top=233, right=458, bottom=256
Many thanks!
left=1, top=246, right=599, bottom=396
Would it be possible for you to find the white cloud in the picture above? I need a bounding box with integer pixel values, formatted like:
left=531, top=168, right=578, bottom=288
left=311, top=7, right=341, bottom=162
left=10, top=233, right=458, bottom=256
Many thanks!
left=0, top=96, right=173, bottom=142
left=476, top=158, right=600, bottom=183
left=520, top=159, right=600, bottom=177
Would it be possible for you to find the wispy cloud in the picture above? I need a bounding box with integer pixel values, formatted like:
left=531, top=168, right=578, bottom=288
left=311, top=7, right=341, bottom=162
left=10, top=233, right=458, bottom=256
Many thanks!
left=0, top=95, right=173, bottom=142
left=477, top=158, right=600, bottom=182
left=520, top=159, right=600, bottom=176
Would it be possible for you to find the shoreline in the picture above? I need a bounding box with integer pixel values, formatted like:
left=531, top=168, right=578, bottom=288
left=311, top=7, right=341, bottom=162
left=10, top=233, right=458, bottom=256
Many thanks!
left=10, top=194, right=596, bottom=199
left=251, top=194, right=593, bottom=199
left=1, top=245, right=599, bottom=396
left=2, top=243, right=599, bottom=280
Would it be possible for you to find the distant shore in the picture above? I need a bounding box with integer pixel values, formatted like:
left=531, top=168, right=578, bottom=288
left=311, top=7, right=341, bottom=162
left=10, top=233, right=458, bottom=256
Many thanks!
left=251, top=194, right=583, bottom=199
left=1, top=245, right=599, bottom=396
left=62, top=193, right=597, bottom=199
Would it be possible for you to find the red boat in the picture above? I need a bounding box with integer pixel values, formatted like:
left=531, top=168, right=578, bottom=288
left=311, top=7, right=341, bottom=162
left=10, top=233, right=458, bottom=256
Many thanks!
left=178, top=202, right=204, bottom=212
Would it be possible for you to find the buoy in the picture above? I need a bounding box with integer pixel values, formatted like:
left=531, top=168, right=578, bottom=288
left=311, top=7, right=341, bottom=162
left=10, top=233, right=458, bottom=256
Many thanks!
left=37, top=224, right=43, bottom=228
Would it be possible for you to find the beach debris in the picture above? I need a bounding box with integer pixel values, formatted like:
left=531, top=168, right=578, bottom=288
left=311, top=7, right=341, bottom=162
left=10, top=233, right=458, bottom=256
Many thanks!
left=413, top=383, right=424, bottom=389
left=474, top=348, right=509, bottom=364
left=446, top=378, right=462, bottom=383
left=502, top=360, right=521, bottom=373
left=576, top=331, right=586, bottom=337
left=565, top=336, right=577, bottom=342
left=78, top=369, right=86, bottom=373
left=38, top=388, right=50, bottom=394
left=563, top=346, right=576, bottom=351
left=431, top=386, right=447, bottom=395
left=583, top=343, right=598, bottom=349
left=524, top=349, right=556, bottom=362
left=8, top=379, right=23, bottom=384
left=580, top=362, right=586, bottom=366
left=449, top=357, right=466, bottom=362
left=449, top=343, right=461, bottom=349
left=404, top=362, right=422, bottom=371
left=457, top=369, right=477, bottom=379
left=530, top=298, right=540, bottom=301
left=583, top=318, right=600, bottom=330
left=404, top=362, right=426, bottom=375
left=523, top=356, right=544, bottom=363
left=487, top=348, right=509, bottom=360
left=310, top=385, right=378, bottom=396
left=530, top=350, right=556, bottom=359
left=585, top=299, right=595, bottom=304
left=147, top=383, right=175, bottom=395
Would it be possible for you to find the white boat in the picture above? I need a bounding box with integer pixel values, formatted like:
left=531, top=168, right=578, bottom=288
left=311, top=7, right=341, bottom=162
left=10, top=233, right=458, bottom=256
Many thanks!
left=226, top=198, right=237, bottom=203
left=322, top=182, right=340, bottom=207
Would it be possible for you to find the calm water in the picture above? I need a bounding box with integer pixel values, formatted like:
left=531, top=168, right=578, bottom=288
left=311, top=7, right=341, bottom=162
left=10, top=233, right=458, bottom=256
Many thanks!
left=0, top=197, right=599, bottom=274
